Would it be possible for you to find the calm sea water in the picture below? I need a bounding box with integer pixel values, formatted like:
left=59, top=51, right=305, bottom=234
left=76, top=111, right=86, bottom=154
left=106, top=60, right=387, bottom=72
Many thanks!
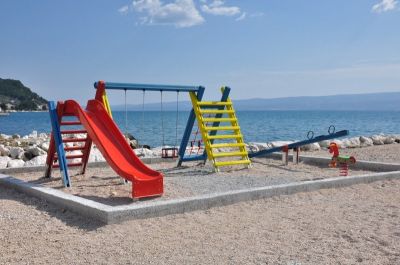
left=1, top=111, right=399, bottom=147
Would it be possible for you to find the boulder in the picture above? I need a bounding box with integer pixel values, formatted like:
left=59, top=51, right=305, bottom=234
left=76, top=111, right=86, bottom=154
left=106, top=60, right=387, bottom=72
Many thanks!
left=10, top=147, right=24, bottom=159
left=12, top=134, right=20, bottom=139
left=341, top=137, right=360, bottom=148
left=28, top=130, right=38, bottom=138
left=270, top=141, right=294, bottom=148
left=27, top=146, right=46, bottom=157
left=300, top=142, right=321, bottom=151
left=134, top=148, right=156, bottom=158
left=24, top=155, right=47, bottom=167
left=249, top=142, right=271, bottom=151
left=7, top=159, right=25, bottom=168
left=39, top=133, right=48, bottom=139
left=0, top=134, right=12, bottom=140
left=371, top=135, right=385, bottom=145
left=40, top=142, right=50, bottom=151
left=246, top=143, right=260, bottom=153
left=0, top=156, right=11, bottom=169
left=0, top=144, right=10, bottom=156
left=318, top=140, right=331, bottom=148
left=383, top=136, right=395, bottom=145
left=359, top=136, right=373, bottom=147
left=88, top=148, right=105, bottom=162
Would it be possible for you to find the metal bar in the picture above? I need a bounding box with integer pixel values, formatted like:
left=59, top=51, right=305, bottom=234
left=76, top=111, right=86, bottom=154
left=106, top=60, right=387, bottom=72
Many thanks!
left=48, top=101, right=71, bottom=187
left=181, top=154, right=207, bottom=162
left=177, top=86, right=205, bottom=166
left=248, top=130, right=349, bottom=158
left=94, top=81, right=201, bottom=92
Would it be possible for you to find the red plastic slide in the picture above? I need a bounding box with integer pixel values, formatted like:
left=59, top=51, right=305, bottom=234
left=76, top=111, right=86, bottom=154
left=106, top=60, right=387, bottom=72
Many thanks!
left=64, top=99, right=163, bottom=198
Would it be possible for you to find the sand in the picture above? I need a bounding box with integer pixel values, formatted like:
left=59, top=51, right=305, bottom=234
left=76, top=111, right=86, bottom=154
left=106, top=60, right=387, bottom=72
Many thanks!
left=0, top=144, right=399, bottom=264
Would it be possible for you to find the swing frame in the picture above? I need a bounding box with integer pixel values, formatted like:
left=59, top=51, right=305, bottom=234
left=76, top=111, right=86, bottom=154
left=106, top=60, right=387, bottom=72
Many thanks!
left=94, top=80, right=223, bottom=165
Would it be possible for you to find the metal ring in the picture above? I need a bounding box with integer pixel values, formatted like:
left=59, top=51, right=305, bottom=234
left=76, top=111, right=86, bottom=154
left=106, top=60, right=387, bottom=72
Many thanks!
left=328, top=125, right=336, bottom=135
left=307, top=130, right=314, bottom=140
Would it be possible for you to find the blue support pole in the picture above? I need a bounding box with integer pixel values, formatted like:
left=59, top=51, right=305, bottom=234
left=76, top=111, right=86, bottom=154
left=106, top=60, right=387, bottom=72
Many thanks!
left=248, top=130, right=349, bottom=158
left=177, top=86, right=205, bottom=166
left=48, top=101, right=70, bottom=187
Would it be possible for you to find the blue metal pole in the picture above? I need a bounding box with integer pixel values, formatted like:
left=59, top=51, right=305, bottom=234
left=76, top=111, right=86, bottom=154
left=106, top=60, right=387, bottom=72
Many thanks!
left=177, top=86, right=205, bottom=166
left=48, top=101, right=70, bottom=187
left=94, top=81, right=201, bottom=92
left=248, top=130, right=349, bottom=158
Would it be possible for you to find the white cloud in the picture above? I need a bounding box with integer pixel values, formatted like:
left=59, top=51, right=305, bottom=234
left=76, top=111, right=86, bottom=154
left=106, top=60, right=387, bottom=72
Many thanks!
left=201, top=0, right=241, bottom=16
left=132, top=0, right=204, bottom=28
left=372, top=0, right=398, bottom=13
left=118, top=5, right=130, bottom=14
left=235, top=12, right=246, bottom=21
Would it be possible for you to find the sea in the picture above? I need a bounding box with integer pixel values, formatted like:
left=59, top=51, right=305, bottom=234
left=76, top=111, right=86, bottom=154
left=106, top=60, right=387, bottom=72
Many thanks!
left=0, top=111, right=399, bottom=147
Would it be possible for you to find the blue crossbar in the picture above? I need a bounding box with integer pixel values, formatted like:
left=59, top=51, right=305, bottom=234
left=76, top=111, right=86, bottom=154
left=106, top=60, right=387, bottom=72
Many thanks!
left=248, top=130, right=349, bottom=158
left=48, top=101, right=71, bottom=187
left=94, top=82, right=201, bottom=92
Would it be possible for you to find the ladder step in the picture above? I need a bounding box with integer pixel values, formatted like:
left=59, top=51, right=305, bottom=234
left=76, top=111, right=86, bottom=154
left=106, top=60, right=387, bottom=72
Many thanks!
left=213, top=151, right=248, bottom=158
left=210, top=143, right=246, bottom=148
left=204, top=126, right=240, bottom=131
left=64, top=146, right=85, bottom=151
left=61, top=130, right=87, bottom=134
left=203, top=118, right=237, bottom=123
left=55, top=154, right=83, bottom=159
left=60, top=121, right=82, bottom=126
left=215, top=160, right=251, bottom=167
left=197, top=101, right=232, bottom=106
left=53, top=162, right=83, bottom=168
left=199, top=109, right=235, bottom=114
left=207, top=134, right=243, bottom=140
left=62, top=138, right=87, bottom=143
left=66, top=154, right=84, bottom=159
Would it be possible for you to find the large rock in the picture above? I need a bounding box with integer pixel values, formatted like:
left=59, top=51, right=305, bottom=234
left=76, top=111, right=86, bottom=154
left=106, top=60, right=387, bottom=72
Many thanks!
left=27, top=146, right=47, bottom=157
left=341, top=137, right=360, bottom=148
left=0, top=144, right=10, bottom=156
left=371, top=135, right=385, bottom=145
left=318, top=140, right=331, bottom=148
left=383, top=135, right=395, bottom=144
left=300, top=142, right=321, bottom=151
left=88, top=148, right=105, bottom=162
left=40, top=142, right=50, bottom=151
left=359, top=136, right=373, bottom=147
left=270, top=141, right=294, bottom=148
left=10, top=147, right=24, bottom=159
left=0, top=134, right=12, bottom=140
left=134, top=148, right=156, bottom=158
left=7, top=159, right=25, bottom=168
left=24, top=155, right=47, bottom=167
left=0, top=156, right=11, bottom=169
left=249, top=142, right=271, bottom=151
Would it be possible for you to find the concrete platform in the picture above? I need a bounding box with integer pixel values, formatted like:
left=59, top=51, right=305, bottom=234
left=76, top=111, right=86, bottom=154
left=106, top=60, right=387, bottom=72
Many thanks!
left=1, top=156, right=399, bottom=224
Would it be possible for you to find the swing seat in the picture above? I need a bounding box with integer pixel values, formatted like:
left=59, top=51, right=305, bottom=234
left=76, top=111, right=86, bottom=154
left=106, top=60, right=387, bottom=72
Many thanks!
left=162, top=147, right=179, bottom=158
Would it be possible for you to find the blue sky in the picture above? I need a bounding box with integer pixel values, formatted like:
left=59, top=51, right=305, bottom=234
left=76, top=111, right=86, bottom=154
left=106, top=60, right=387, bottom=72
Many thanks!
left=1, top=0, right=399, bottom=105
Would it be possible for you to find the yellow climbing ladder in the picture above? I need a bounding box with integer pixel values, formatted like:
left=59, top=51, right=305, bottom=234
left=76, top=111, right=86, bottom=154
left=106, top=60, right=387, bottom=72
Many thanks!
left=189, top=87, right=251, bottom=172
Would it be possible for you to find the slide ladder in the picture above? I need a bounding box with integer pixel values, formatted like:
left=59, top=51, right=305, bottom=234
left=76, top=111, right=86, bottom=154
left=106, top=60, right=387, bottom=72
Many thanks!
left=45, top=101, right=93, bottom=186
left=189, top=87, right=251, bottom=171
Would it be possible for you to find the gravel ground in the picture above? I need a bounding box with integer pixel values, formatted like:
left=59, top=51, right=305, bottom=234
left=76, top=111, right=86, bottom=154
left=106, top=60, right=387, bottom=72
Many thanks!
left=1, top=144, right=399, bottom=264
left=10, top=157, right=373, bottom=205
left=0, top=179, right=399, bottom=264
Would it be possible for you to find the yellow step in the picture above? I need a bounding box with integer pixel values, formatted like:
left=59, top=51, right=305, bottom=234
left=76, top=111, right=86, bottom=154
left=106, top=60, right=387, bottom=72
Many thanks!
left=215, top=160, right=251, bottom=167
left=206, top=134, right=243, bottom=140
left=202, top=118, right=237, bottom=123
left=199, top=109, right=235, bottom=114
left=213, top=151, right=248, bottom=158
left=197, top=101, right=232, bottom=106
left=204, top=126, right=240, bottom=131
left=210, top=143, right=246, bottom=148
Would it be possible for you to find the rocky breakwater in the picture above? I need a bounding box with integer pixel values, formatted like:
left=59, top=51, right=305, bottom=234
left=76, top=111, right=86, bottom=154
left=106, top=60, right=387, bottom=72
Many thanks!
left=0, top=131, right=160, bottom=169
left=246, top=133, right=400, bottom=153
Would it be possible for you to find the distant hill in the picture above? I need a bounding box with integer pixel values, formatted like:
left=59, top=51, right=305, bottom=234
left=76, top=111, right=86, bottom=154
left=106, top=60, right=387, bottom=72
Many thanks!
left=112, top=91, right=400, bottom=111
left=0, top=78, right=48, bottom=111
